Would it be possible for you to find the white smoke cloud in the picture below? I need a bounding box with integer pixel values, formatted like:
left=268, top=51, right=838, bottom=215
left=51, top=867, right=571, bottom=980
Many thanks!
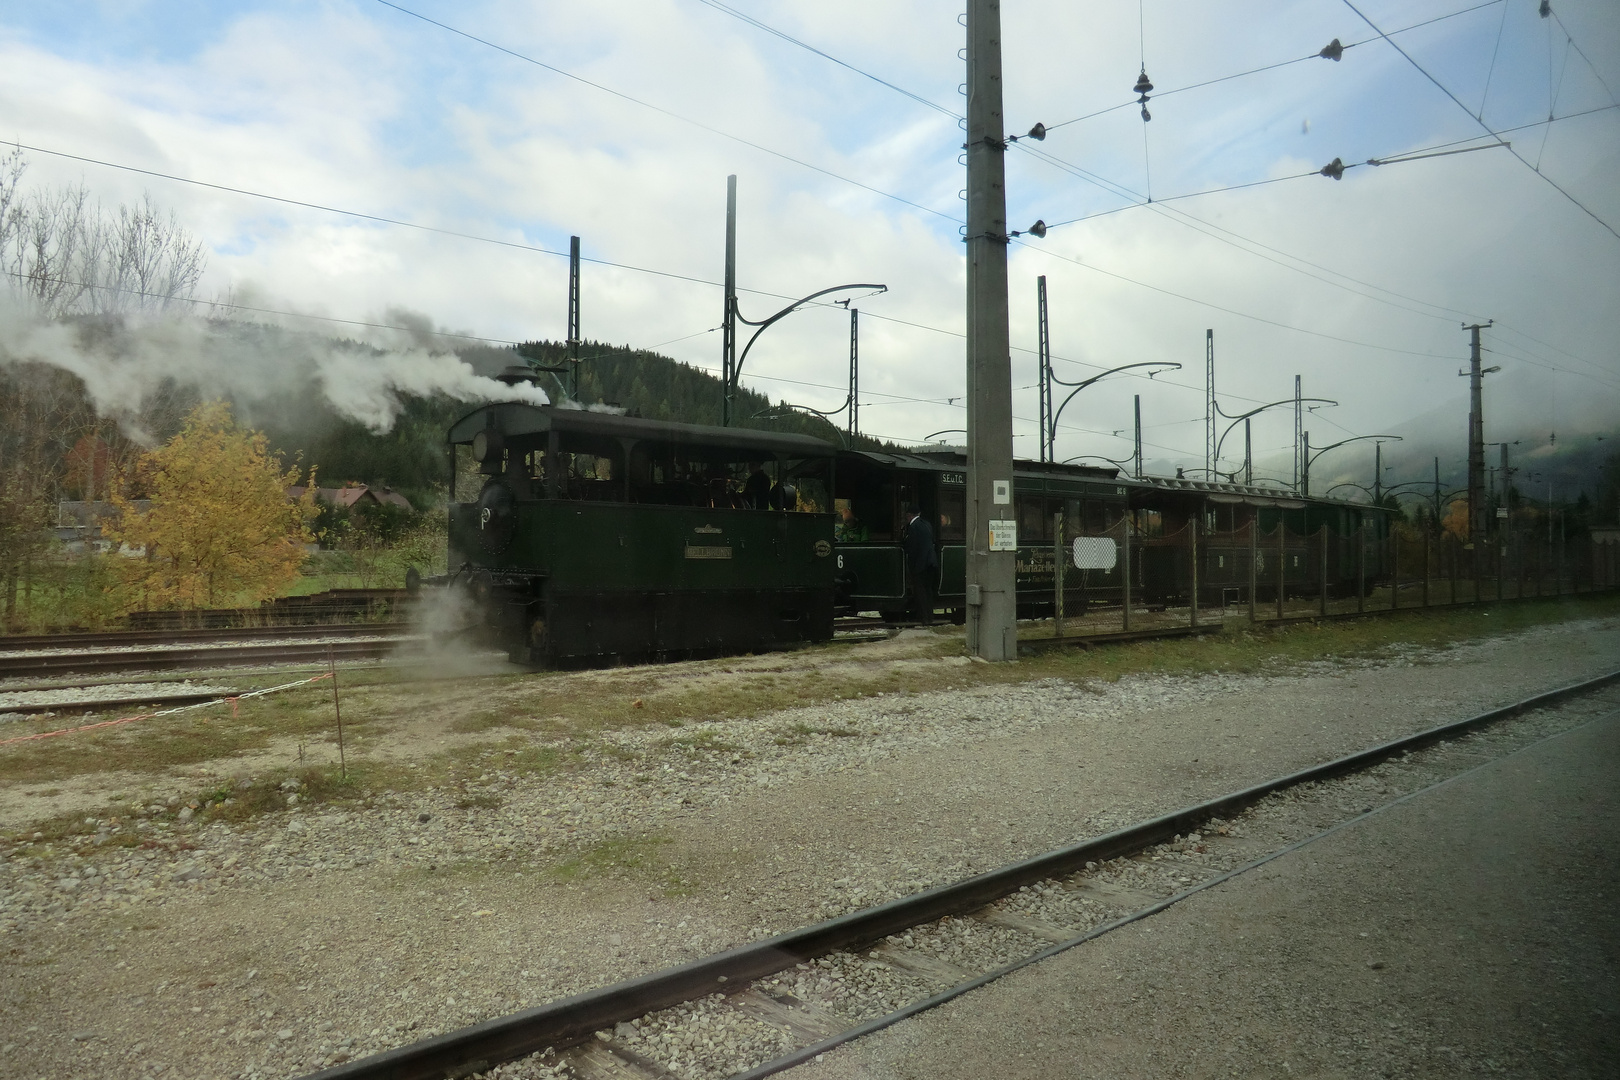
left=0, top=299, right=547, bottom=441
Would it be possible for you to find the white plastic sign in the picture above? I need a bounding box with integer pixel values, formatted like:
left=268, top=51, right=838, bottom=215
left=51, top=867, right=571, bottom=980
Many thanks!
left=1071, top=536, right=1118, bottom=570
left=992, top=479, right=1011, bottom=505
left=989, top=519, right=1018, bottom=551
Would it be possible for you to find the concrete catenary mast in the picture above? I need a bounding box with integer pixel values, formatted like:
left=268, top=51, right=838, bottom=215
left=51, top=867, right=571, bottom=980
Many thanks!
left=963, top=0, right=1017, bottom=661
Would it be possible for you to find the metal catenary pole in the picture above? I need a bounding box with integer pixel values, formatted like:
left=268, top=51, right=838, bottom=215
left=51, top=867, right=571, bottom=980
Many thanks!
left=1243, top=417, right=1252, bottom=485
left=567, top=235, right=582, bottom=399
left=1133, top=395, right=1144, bottom=479
left=848, top=307, right=860, bottom=440
left=964, top=0, right=1018, bottom=661
left=1464, top=322, right=1491, bottom=547
left=1037, top=276, right=1051, bottom=463
left=721, top=176, right=738, bottom=426
left=1204, top=329, right=1216, bottom=479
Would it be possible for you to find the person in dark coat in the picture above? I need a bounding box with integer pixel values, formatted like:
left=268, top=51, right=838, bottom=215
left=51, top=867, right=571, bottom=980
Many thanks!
left=901, top=504, right=938, bottom=624
left=742, top=461, right=772, bottom=509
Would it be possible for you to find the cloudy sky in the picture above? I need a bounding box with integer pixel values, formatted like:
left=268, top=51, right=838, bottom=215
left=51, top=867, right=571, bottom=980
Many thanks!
left=3, top=0, right=1617, bottom=491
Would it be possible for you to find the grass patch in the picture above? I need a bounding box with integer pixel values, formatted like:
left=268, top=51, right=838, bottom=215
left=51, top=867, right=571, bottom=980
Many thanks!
left=546, top=834, right=677, bottom=887
left=449, top=708, right=539, bottom=734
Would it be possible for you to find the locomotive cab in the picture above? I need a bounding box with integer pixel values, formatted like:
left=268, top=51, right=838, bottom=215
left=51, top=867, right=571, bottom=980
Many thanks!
left=445, top=402, right=838, bottom=666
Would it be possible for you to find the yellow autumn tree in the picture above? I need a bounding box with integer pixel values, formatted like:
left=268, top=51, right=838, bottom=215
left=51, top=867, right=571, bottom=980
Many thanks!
left=1441, top=498, right=1470, bottom=541
left=106, top=402, right=318, bottom=611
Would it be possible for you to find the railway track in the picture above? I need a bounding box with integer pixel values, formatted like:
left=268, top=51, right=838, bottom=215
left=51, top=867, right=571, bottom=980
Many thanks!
left=0, top=621, right=409, bottom=652
left=303, top=670, right=1620, bottom=1080
left=0, top=635, right=418, bottom=679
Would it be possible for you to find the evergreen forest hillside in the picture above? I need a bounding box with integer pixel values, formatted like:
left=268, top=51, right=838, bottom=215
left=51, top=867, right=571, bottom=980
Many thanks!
left=258, top=339, right=896, bottom=508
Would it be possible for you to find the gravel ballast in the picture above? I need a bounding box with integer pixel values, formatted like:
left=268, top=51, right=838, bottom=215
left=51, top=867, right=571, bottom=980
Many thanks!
left=0, top=615, right=1616, bottom=1079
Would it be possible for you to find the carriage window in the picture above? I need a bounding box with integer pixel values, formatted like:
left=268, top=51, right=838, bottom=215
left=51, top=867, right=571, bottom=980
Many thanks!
left=1017, top=496, right=1049, bottom=542
left=937, top=489, right=965, bottom=542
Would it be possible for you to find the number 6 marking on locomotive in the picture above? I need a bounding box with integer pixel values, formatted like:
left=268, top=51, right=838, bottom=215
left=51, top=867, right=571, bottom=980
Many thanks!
left=480, top=507, right=491, bottom=529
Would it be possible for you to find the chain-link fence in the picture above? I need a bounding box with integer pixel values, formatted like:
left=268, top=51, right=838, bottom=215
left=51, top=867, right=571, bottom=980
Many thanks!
left=1037, top=513, right=1618, bottom=638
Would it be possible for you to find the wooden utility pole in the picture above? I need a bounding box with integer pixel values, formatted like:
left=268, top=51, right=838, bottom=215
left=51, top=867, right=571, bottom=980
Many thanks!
left=964, top=0, right=1017, bottom=661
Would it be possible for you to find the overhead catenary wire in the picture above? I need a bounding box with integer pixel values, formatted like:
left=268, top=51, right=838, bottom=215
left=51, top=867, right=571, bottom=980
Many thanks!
left=691, top=0, right=959, bottom=119
left=1340, top=0, right=1620, bottom=242
left=20, top=139, right=1546, bottom=399
left=1044, top=0, right=1509, bottom=132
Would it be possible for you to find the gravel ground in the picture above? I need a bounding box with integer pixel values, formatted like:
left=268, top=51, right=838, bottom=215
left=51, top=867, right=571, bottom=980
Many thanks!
left=792, top=702, right=1620, bottom=1080
left=0, top=616, right=1616, bottom=1079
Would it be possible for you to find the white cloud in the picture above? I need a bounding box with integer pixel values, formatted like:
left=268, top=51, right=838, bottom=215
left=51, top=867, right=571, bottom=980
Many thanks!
left=0, top=0, right=1614, bottom=474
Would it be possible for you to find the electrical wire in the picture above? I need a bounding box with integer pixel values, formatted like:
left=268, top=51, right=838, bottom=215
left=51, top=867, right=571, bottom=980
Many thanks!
left=2, top=140, right=830, bottom=309
left=690, top=0, right=958, bottom=119
left=1341, top=0, right=1620, bottom=242
left=373, top=0, right=958, bottom=224
left=1045, top=0, right=1507, bottom=133
left=1011, top=238, right=1463, bottom=361
left=1549, top=8, right=1619, bottom=108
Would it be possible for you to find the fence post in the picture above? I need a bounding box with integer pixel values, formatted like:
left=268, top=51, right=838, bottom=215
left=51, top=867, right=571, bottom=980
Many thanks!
left=1053, top=511, right=1065, bottom=639
left=1490, top=537, right=1503, bottom=605
left=1121, top=513, right=1132, bottom=632
left=1422, top=531, right=1431, bottom=607
left=1276, top=522, right=1286, bottom=620
left=1248, top=519, right=1258, bottom=623
left=1390, top=531, right=1399, bottom=610
left=1356, top=524, right=1366, bottom=614
left=1548, top=524, right=1561, bottom=595
left=1458, top=537, right=1470, bottom=605
left=1319, top=526, right=1329, bottom=616
left=1517, top=531, right=1526, bottom=599
left=1189, top=520, right=1200, bottom=628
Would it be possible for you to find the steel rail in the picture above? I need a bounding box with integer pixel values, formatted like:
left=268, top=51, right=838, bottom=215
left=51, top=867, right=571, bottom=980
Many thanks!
left=303, top=668, right=1620, bottom=1080
left=0, top=638, right=416, bottom=679
left=1019, top=624, right=1213, bottom=651
left=0, top=622, right=412, bottom=652
left=0, top=689, right=232, bottom=714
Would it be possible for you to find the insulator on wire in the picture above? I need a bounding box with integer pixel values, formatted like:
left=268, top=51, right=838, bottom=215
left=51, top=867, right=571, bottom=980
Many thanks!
left=1134, top=66, right=1153, bottom=122
left=1319, top=38, right=1344, bottom=62
left=1320, top=157, right=1346, bottom=180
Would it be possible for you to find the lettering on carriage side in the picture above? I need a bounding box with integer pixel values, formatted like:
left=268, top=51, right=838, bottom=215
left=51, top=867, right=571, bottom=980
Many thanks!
left=694, top=525, right=722, bottom=534
left=940, top=472, right=966, bottom=486
left=685, top=545, right=733, bottom=560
